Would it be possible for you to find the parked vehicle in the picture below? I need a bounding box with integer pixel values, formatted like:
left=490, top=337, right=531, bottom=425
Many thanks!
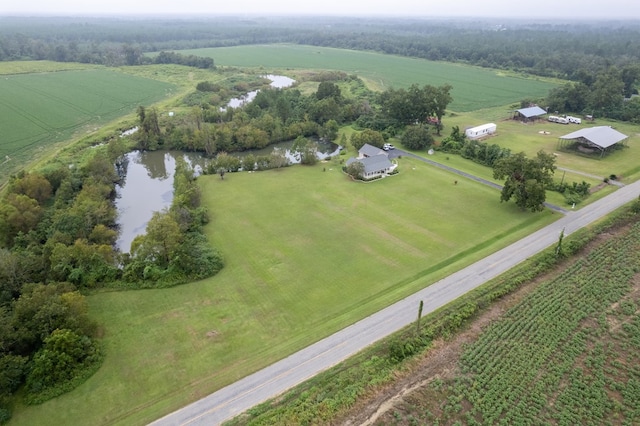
left=383, top=143, right=395, bottom=150
left=548, top=115, right=569, bottom=124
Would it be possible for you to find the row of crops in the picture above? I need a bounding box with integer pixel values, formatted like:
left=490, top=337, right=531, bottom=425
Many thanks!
left=0, top=69, right=173, bottom=183
left=386, top=221, right=640, bottom=425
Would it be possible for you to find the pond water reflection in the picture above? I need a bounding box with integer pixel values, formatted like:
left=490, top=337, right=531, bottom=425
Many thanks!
left=236, top=139, right=341, bottom=163
left=115, top=150, right=206, bottom=253
left=223, top=74, right=295, bottom=110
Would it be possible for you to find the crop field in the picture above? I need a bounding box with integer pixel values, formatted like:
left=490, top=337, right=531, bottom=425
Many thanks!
left=379, top=222, right=640, bottom=425
left=174, top=44, right=557, bottom=112
left=9, top=157, right=557, bottom=426
left=0, top=68, right=175, bottom=182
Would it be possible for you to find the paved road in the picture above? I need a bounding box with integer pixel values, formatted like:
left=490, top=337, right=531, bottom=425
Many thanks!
left=151, top=174, right=640, bottom=426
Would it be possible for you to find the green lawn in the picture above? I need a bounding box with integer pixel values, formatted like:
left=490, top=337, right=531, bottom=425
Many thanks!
left=0, top=68, right=175, bottom=183
left=173, top=44, right=557, bottom=112
left=10, top=157, right=557, bottom=426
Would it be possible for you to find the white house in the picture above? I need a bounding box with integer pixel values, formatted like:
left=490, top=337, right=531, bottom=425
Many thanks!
left=465, top=123, right=497, bottom=140
left=346, top=143, right=397, bottom=180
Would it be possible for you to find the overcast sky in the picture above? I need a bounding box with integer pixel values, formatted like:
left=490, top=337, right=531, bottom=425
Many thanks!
left=0, top=0, right=636, bottom=19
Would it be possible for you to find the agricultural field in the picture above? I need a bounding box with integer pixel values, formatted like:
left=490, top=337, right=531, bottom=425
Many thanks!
left=373, top=221, right=640, bottom=425
left=9, top=156, right=557, bottom=426
left=0, top=67, right=175, bottom=183
left=174, top=44, right=558, bottom=112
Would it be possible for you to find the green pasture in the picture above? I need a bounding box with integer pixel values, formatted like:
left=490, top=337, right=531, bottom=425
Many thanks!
left=0, top=68, right=175, bottom=182
left=117, top=64, right=224, bottom=89
left=173, top=44, right=557, bottom=112
left=10, top=157, right=557, bottom=426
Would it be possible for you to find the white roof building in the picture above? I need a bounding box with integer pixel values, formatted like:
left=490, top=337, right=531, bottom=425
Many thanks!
left=558, top=126, right=628, bottom=157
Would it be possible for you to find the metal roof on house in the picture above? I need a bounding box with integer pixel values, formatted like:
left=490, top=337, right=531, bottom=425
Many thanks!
left=346, top=155, right=393, bottom=175
left=358, top=143, right=385, bottom=157
left=559, top=126, right=628, bottom=149
left=517, top=106, right=547, bottom=118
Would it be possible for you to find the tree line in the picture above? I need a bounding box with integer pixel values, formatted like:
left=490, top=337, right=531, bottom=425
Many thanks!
left=2, top=16, right=640, bottom=83
left=3, top=16, right=639, bottom=122
left=545, top=66, right=640, bottom=122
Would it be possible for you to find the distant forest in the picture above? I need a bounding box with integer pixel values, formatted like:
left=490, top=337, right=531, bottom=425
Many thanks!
left=2, top=16, right=640, bottom=120
left=1, top=16, right=640, bottom=80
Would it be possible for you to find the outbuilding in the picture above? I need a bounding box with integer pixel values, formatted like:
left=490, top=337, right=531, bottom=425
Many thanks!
left=514, top=106, right=547, bottom=122
left=557, top=126, right=628, bottom=158
left=465, top=123, right=497, bottom=140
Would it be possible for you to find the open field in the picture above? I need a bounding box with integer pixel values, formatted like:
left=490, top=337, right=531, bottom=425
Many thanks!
left=373, top=221, right=640, bottom=425
left=0, top=68, right=175, bottom=182
left=9, top=157, right=557, bottom=425
left=174, top=44, right=558, bottom=112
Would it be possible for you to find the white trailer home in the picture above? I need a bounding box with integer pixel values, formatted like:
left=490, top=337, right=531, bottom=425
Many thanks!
left=465, top=123, right=497, bottom=140
left=548, top=116, right=569, bottom=124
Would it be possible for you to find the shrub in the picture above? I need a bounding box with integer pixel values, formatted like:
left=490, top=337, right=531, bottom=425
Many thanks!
left=25, top=329, right=101, bottom=404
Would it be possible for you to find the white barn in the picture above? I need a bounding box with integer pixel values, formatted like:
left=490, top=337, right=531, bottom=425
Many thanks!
left=465, top=123, right=497, bottom=140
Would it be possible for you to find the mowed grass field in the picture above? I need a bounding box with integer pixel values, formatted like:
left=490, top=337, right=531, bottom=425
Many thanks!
left=10, top=157, right=557, bottom=426
left=175, top=44, right=557, bottom=112
left=0, top=67, right=175, bottom=182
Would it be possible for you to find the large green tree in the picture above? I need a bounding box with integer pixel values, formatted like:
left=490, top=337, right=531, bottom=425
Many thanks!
left=130, top=210, right=183, bottom=267
left=350, top=129, right=385, bottom=150
left=493, top=151, right=556, bottom=212
left=401, top=124, right=433, bottom=150
left=379, top=83, right=452, bottom=133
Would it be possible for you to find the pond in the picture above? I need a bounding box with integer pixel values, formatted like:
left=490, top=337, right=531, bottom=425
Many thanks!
left=236, top=138, right=341, bottom=163
left=116, top=72, right=328, bottom=252
left=223, top=74, right=296, bottom=110
left=115, top=150, right=206, bottom=253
